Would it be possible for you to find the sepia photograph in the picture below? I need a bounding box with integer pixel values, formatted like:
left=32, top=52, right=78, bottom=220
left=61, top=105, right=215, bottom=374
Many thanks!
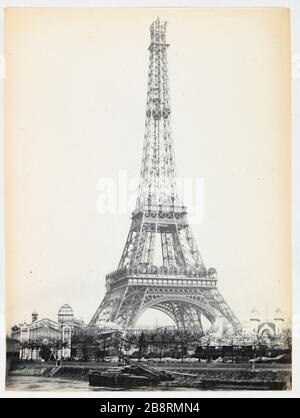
left=3, top=6, right=293, bottom=394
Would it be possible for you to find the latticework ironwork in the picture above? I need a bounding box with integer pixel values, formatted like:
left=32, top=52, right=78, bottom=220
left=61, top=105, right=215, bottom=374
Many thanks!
left=90, top=18, right=240, bottom=333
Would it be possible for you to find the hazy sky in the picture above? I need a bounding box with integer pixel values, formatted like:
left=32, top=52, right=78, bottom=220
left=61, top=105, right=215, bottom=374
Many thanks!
left=5, top=8, right=291, bottom=330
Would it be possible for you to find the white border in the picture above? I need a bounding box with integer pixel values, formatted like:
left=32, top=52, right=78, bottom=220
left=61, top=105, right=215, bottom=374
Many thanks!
left=0, top=0, right=299, bottom=399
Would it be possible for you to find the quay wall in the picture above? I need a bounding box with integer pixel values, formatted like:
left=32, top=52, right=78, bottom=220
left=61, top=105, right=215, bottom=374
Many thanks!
left=8, top=361, right=291, bottom=387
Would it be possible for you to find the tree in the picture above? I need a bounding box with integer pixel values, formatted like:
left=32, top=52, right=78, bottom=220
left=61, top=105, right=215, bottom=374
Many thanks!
left=281, top=327, right=292, bottom=350
left=94, top=333, right=110, bottom=362
left=138, top=331, right=147, bottom=362
left=176, top=329, right=191, bottom=363
left=111, top=331, right=124, bottom=361
left=122, top=340, right=132, bottom=358
left=27, top=340, right=35, bottom=360
left=158, top=330, right=167, bottom=362
left=198, top=331, right=213, bottom=363
left=20, top=340, right=28, bottom=360
left=72, top=328, right=95, bottom=361
left=39, top=340, right=52, bottom=361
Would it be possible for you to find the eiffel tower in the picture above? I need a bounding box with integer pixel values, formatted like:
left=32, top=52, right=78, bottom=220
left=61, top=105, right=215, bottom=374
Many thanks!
left=90, top=18, right=240, bottom=333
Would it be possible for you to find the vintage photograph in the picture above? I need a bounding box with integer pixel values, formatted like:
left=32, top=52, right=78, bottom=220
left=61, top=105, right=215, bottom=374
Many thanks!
left=5, top=7, right=291, bottom=391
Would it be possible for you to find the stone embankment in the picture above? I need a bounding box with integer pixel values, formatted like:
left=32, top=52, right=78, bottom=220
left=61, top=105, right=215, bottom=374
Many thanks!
left=9, top=362, right=291, bottom=390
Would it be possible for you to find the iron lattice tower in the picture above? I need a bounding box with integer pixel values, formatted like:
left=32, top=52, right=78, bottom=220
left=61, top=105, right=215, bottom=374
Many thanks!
left=90, top=18, right=240, bottom=333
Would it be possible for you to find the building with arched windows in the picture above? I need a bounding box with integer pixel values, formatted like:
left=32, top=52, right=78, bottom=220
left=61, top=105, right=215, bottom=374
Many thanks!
left=242, top=308, right=286, bottom=338
left=11, top=305, right=84, bottom=360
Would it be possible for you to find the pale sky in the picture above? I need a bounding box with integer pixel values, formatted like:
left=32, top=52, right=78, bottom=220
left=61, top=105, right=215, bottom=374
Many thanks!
left=5, top=8, right=291, bottom=331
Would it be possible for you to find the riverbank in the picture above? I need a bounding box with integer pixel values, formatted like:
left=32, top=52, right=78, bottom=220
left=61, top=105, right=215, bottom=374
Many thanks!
left=5, top=375, right=196, bottom=392
left=9, top=363, right=91, bottom=381
left=8, top=361, right=292, bottom=390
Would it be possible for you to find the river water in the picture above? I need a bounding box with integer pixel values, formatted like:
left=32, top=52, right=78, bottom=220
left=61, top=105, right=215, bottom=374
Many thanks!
left=6, top=375, right=197, bottom=392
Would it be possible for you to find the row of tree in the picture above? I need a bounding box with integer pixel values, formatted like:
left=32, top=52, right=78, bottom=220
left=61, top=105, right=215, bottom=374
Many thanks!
left=18, top=327, right=292, bottom=363
left=20, top=338, right=69, bottom=361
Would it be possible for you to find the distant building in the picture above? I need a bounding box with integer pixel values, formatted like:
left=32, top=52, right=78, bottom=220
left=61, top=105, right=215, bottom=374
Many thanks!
left=242, top=308, right=285, bottom=338
left=58, top=304, right=74, bottom=324
left=10, top=305, right=84, bottom=360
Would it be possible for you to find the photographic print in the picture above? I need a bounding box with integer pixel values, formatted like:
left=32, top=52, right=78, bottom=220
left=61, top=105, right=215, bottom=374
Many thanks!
left=5, top=7, right=292, bottom=392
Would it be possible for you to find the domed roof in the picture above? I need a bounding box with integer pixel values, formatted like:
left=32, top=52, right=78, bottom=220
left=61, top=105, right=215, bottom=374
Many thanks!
left=58, top=304, right=73, bottom=315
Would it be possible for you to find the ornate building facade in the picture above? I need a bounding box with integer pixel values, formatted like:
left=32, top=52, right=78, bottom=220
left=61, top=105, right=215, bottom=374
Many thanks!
left=242, top=308, right=286, bottom=339
left=11, top=305, right=83, bottom=360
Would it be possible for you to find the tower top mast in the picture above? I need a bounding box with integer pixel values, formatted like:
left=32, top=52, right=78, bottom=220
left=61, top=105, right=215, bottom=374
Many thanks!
left=149, top=17, right=168, bottom=46
left=136, top=18, right=180, bottom=211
